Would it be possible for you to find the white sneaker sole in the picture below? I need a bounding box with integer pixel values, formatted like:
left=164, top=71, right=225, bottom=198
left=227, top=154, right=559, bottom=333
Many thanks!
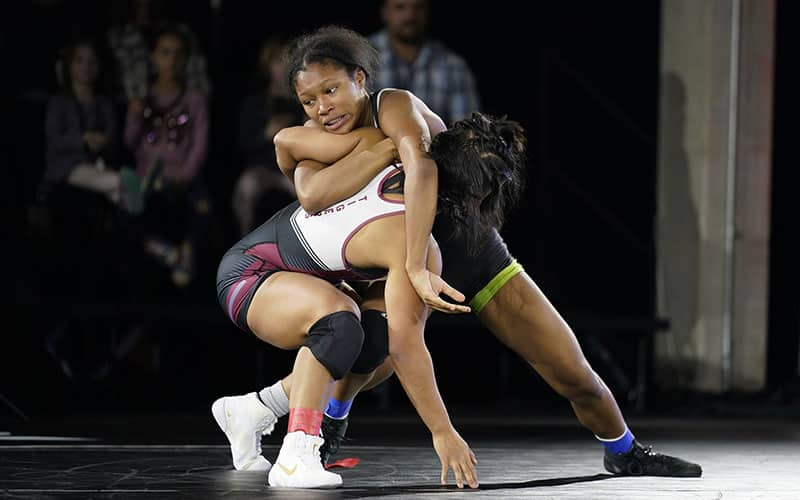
left=268, top=466, right=342, bottom=488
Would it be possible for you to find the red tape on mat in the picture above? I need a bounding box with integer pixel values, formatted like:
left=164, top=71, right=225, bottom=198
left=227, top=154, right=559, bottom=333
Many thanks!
left=325, top=457, right=360, bottom=469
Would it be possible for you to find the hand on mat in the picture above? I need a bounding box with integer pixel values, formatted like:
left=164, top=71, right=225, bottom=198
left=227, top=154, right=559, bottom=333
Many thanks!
left=408, top=269, right=471, bottom=314
left=433, top=428, right=479, bottom=489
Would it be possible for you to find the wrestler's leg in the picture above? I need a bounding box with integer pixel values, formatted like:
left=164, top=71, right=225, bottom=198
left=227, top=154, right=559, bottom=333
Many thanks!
left=214, top=271, right=360, bottom=478
left=477, top=271, right=626, bottom=438
left=251, top=273, right=362, bottom=487
left=279, top=279, right=387, bottom=402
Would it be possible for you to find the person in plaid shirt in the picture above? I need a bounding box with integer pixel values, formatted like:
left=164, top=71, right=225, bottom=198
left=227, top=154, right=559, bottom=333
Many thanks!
left=368, top=0, right=480, bottom=127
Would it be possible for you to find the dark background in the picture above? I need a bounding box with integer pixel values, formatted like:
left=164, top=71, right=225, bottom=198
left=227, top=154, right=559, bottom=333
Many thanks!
left=2, top=0, right=798, bottom=420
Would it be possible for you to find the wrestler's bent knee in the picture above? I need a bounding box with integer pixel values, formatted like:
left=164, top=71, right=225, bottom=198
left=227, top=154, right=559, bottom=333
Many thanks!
left=304, top=311, right=364, bottom=380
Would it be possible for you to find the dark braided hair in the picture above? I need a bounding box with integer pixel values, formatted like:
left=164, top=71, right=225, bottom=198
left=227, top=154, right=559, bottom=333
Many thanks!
left=284, top=25, right=380, bottom=95
left=429, top=112, right=528, bottom=255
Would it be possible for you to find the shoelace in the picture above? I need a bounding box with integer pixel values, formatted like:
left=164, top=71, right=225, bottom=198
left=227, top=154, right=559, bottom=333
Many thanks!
left=320, top=421, right=347, bottom=454
left=297, top=435, right=324, bottom=467
left=631, top=445, right=674, bottom=473
left=324, top=436, right=346, bottom=454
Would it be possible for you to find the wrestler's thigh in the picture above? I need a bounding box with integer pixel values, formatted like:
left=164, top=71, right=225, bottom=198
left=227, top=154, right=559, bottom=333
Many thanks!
left=478, top=272, right=587, bottom=370
left=247, top=271, right=360, bottom=349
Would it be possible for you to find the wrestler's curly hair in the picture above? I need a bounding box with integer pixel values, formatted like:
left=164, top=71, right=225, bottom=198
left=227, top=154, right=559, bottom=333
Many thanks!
left=285, top=25, right=381, bottom=95
left=429, top=112, right=528, bottom=255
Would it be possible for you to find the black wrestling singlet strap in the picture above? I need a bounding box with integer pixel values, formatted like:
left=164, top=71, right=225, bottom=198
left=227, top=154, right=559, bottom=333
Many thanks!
left=369, top=90, right=381, bottom=128
left=381, top=170, right=405, bottom=194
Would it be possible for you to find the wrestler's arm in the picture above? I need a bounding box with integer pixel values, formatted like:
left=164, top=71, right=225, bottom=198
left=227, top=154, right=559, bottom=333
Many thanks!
left=382, top=239, right=478, bottom=489
left=377, top=92, right=437, bottom=274
left=377, top=90, right=469, bottom=313
left=274, top=125, right=361, bottom=176
left=274, top=125, right=396, bottom=214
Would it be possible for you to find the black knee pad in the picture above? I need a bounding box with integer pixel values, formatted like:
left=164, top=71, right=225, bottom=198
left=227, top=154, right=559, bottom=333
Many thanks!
left=350, top=309, right=389, bottom=374
left=304, top=311, right=364, bottom=380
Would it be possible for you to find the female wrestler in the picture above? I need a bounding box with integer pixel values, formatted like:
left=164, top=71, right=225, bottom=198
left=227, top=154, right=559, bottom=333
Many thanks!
left=214, top=112, right=523, bottom=488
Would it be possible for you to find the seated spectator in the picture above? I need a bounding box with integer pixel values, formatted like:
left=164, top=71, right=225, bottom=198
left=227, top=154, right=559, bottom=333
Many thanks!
left=368, top=0, right=481, bottom=126
left=32, top=36, right=160, bottom=308
left=107, top=0, right=211, bottom=101
left=232, top=35, right=304, bottom=236
left=124, top=24, right=210, bottom=289
left=42, top=37, right=145, bottom=213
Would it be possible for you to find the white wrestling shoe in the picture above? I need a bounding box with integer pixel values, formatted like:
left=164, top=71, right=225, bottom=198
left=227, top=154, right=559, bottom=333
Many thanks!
left=211, top=392, right=277, bottom=471
left=268, top=431, right=343, bottom=488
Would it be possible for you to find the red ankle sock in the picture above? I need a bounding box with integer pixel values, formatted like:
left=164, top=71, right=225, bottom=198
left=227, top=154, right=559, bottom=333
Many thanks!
left=288, top=408, right=323, bottom=435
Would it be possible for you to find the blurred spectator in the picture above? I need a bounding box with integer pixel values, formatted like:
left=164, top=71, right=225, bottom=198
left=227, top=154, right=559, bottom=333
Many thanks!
left=26, top=35, right=156, bottom=312
left=124, top=24, right=210, bottom=289
left=232, top=35, right=303, bottom=236
left=42, top=37, right=144, bottom=213
left=108, top=0, right=211, bottom=101
left=368, top=0, right=481, bottom=126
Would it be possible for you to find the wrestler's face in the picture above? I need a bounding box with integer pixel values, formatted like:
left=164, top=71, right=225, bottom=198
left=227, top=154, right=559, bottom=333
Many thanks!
left=294, top=62, right=368, bottom=134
